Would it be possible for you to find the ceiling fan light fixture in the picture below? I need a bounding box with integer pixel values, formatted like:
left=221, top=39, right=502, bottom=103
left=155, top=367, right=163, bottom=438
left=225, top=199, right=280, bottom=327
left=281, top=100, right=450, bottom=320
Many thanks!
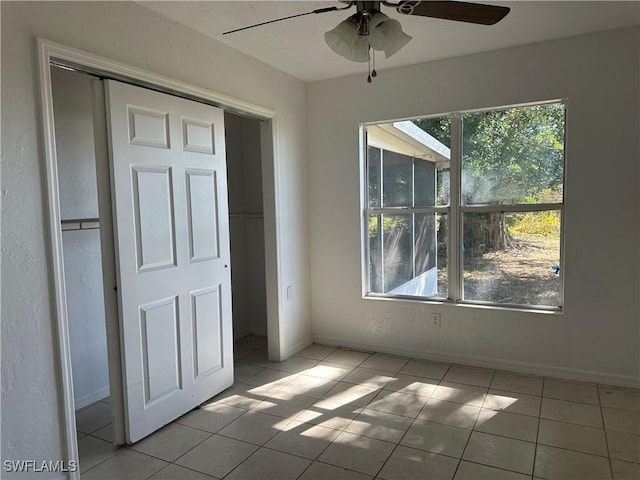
left=324, top=15, right=370, bottom=62
left=369, top=12, right=412, bottom=58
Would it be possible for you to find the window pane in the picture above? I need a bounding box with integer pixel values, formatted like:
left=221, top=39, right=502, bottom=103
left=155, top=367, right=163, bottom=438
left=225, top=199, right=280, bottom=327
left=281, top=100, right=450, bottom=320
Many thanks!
left=436, top=215, right=448, bottom=299
left=368, top=214, right=383, bottom=292
left=414, top=160, right=435, bottom=206
left=382, top=151, right=412, bottom=207
left=412, top=116, right=451, bottom=206
left=415, top=213, right=448, bottom=298
left=463, top=211, right=561, bottom=306
left=438, top=169, right=450, bottom=206
left=412, top=116, right=451, bottom=148
left=462, top=103, right=565, bottom=205
left=369, top=213, right=447, bottom=298
left=382, top=214, right=413, bottom=292
left=415, top=213, right=436, bottom=276
left=367, top=147, right=381, bottom=208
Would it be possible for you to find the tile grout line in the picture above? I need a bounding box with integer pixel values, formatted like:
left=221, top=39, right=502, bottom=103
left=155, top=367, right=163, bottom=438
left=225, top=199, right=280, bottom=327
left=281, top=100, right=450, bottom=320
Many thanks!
left=148, top=462, right=216, bottom=480
left=219, top=442, right=263, bottom=480
left=370, top=364, right=451, bottom=479
left=78, top=446, right=125, bottom=477
left=218, top=399, right=366, bottom=480
left=368, top=398, right=427, bottom=478
left=118, top=427, right=217, bottom=476
left=213, top=398, right=309, bottom=479
left=450, top=368, right=497, bottom=479
left=531, top=376, right=546, bottom=479
left=77, top=419, right=127, bottom=476
left=597, top=385, right=616, bottom=480
left=304, top=359, right=444, bottom=478
left=292, top=406, right=365, bottom=480
left=150, top=426, right=215, bottom=464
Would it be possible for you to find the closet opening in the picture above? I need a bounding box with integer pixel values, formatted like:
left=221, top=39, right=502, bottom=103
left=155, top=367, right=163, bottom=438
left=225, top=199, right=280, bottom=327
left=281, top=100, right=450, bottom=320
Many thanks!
left=50, top=63, right=274, bottom=470
left=224, top=112, right=269, bottom=356
left=51, top=65, right=120, bottom=466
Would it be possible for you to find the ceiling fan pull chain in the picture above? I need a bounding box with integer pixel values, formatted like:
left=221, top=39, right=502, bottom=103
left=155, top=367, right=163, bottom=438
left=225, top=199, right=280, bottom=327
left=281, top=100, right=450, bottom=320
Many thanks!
left=372, top=49, right=377, bottom=78
left=367, top=46, right=372, bottom=83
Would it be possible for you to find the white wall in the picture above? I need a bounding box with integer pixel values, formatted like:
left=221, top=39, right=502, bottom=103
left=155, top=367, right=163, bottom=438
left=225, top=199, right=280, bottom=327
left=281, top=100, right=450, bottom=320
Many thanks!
left=1, top=1, right=310, bottom=473
left=226, top=112, right=268, bottom=340
left=308, top=27, right=640, bottom=386
left=52, top=67, right=110, bottom=409
left=61, top=229, right=110, bottom=409
left=52, top=68, right=99, bottom=221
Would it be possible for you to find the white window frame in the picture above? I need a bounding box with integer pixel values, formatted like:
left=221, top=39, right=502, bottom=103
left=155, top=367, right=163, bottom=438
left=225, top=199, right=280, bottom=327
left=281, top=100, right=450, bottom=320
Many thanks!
left=361, top=100, right=566, bottom=312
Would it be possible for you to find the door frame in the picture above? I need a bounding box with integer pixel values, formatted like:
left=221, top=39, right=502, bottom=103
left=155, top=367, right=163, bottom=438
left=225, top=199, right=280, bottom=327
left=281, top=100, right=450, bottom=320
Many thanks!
left=37, top=37, right=283, bottom=478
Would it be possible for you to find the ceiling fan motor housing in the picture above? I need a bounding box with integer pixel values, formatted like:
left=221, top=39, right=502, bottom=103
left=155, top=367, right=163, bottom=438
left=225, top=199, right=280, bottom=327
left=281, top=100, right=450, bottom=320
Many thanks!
left=356, top=1, right=382, bottom=14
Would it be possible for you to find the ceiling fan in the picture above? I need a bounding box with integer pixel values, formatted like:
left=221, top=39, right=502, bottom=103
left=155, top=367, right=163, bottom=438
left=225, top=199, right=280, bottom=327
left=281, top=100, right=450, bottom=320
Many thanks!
left=223, top=1, right=510, bottom=82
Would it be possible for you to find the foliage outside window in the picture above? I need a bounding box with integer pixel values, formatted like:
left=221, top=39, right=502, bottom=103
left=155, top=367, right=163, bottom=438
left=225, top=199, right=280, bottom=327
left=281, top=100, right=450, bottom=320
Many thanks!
left=364, top=101, right=565, bottom=309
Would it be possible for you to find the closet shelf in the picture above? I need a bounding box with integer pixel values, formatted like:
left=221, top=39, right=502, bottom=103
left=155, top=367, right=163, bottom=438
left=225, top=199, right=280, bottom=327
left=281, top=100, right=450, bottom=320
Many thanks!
left=61, top=218, right=100, bottom=231
left=229, top=212, right=263, bottom=221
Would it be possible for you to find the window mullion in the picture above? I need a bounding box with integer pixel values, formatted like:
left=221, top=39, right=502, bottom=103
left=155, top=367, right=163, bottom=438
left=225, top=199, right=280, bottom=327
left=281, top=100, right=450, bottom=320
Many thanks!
left=449, top=113, right=462, bottom=301
left=380, top=149, right=385, bottom=292
left=362, top=128, right=370, bottom=296
left=367, top=207, right=448, bottom=215
left=411, top=158, right=416, bottom=280
left=461, top=203, right=564, bottom=214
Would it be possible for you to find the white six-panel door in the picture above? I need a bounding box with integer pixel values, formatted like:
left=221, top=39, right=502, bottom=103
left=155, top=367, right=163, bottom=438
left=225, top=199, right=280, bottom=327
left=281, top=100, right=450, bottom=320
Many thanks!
left=105, top=80, right=233, bottom=443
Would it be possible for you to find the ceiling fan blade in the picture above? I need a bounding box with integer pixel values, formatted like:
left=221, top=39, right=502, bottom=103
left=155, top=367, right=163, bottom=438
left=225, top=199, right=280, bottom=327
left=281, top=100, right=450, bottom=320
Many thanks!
left=396, top=1, right=510, bottom=25
left=223, top=5, right=350, bottom=35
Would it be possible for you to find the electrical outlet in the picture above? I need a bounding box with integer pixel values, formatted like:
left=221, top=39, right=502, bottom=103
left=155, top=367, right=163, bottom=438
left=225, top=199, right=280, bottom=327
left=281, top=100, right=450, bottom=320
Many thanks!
left=431, top=312, right=441, bottom=328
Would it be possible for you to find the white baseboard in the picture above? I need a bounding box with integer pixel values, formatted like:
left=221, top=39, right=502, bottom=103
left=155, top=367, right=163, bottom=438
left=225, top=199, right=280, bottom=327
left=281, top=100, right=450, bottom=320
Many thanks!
left=75, top=387, right=110, bottom=410
left=313, top=335, right=640, bottom=388
left=234, top=328, right=251, bottom=341
left=250, top=326, right=268, bottom=338
left=282, top=335, right=313, bottom=360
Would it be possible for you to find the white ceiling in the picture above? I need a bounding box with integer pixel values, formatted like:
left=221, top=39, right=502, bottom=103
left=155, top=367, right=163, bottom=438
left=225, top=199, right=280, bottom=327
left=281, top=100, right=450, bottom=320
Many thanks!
left=140, top=1, right=640, bottom=82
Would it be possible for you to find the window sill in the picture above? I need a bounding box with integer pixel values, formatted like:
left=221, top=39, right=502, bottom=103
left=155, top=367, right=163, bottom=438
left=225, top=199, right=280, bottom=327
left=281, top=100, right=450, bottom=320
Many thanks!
left=363, top=293, right=563, bottom=315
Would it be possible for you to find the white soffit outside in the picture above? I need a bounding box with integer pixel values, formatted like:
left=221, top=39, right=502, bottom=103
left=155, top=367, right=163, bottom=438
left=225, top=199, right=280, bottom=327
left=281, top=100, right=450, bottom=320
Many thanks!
left=368, top=121, right=450, bottom=164
left=139, top=1, right=640, bottom=82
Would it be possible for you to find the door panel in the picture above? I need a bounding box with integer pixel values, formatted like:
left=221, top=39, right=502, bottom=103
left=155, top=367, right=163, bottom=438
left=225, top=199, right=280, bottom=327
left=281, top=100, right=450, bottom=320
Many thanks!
left=182, top=118, right=216, bottom=154
left=105, top=80, right=233, bottom=443
left=191, top=285, right=223, bottom=378
left=132, top=165, right=176, bottom=271
left=140, top=296, right=181, bottom=403
left=128, top=106, right=170, bottom=148
left=186, top=169, right=220, bottom=262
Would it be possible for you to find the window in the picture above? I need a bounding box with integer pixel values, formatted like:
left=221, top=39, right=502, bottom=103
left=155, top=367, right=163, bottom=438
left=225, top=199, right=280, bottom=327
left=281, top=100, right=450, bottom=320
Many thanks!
left=363, top=101, right=565, bottom=310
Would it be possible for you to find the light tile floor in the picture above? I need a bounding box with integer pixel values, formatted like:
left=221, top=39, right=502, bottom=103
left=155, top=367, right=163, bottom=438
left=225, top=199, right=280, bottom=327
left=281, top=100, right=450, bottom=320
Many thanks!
left=77, top=336, right=640, bottom=479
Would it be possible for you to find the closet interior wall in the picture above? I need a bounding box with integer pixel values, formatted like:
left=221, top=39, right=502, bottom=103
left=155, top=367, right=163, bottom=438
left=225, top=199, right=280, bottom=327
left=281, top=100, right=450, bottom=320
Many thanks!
left=224, top=112, right=268, bottom=340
